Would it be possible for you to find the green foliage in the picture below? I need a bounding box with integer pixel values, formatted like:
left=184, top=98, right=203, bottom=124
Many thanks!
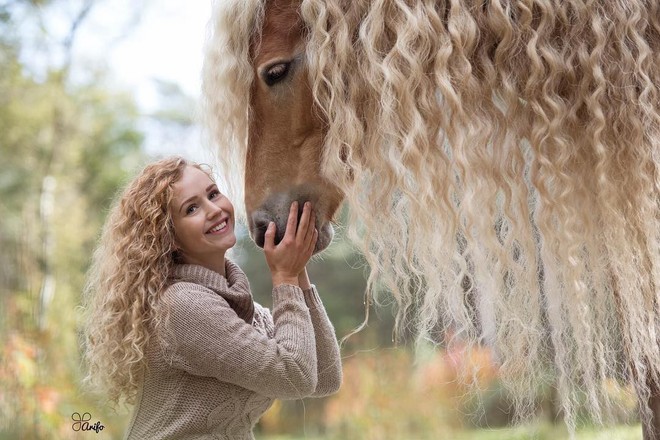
left=0, top=5, right=147, bottom=437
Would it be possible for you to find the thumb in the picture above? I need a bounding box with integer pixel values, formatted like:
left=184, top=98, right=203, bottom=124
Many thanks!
left=263, top=222, right=276, bottom=250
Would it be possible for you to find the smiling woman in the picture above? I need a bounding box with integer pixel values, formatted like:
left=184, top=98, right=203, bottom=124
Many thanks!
left=80, top=156, right=342, bottom=440
left=170, top=166, right=237, bottom=275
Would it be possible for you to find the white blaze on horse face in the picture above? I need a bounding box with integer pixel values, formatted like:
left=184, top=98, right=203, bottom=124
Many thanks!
left=246, top=0, right=343, bottom=253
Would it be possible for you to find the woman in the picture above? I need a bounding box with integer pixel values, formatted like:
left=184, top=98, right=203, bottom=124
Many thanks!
left=81, top=156, right=342, bottom=439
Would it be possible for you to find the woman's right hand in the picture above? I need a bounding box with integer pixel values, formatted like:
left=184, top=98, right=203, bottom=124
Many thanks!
left=264, top=201, right=318, bottom=287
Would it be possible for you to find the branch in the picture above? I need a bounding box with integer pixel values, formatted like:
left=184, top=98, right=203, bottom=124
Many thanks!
left=61, top=0, right=94, bottom=68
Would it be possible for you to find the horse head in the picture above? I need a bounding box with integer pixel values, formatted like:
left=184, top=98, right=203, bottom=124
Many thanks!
left=244, top=0, right=341, bottom=251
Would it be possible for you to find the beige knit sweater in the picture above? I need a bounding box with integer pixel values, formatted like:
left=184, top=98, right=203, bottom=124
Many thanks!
left=123, top=259, right=342, bottom=440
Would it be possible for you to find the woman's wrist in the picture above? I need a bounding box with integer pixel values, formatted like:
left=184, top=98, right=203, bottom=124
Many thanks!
left=272, top=275, right=299, bottom=287
left=298, top=267, right=311, bottom=290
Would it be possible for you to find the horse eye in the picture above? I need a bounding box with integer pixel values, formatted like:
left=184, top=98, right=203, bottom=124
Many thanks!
left=264, top=62, right=290, bottom=86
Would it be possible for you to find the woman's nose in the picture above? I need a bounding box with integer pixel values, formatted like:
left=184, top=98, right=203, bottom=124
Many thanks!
left=205, top=200, right=223, bottom=218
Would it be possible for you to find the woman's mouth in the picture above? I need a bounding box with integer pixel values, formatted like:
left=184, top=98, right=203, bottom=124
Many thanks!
left=207, top=219, right=229, bottom=234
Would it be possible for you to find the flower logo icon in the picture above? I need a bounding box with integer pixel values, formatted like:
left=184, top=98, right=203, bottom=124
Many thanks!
left=72, top=412, right=91, bottom=431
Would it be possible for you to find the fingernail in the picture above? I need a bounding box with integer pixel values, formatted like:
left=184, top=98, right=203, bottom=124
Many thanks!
left=268, top=222, right=274, bottom=230
left=292, top=201, right=298, bottom=208
left=305, top=201, right=310, bottom=208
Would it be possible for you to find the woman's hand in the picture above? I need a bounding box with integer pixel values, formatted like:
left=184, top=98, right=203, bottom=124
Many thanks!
left=264, top=201, right=318, bottom=287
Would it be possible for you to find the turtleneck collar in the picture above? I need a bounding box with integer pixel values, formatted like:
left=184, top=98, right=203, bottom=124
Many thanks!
left=170, top=259, right=254, bottom=324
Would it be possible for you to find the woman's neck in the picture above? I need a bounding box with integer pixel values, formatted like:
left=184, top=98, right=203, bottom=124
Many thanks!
left=181, top=253, right=226, bottom=277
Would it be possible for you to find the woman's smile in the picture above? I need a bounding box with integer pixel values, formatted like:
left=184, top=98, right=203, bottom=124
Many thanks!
left=207, top=218, right=230, bottom=234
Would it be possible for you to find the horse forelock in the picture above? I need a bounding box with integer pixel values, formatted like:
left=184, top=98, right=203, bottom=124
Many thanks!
left=251, top=0, right=305, bottom=63
left=202, top=0, right=269, bottom=221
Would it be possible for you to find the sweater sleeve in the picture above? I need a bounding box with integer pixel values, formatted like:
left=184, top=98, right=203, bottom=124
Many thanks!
left=252, top=302, right=275, bottom=338
left=302, top=285, right=343, bottom=397
left=159, top=282, right=318, bottom=400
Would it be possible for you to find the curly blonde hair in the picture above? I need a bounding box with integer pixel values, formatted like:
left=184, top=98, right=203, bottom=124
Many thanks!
left=81, top=156, right=201, bottom=406
left=203, top=0, right=660, bottom=429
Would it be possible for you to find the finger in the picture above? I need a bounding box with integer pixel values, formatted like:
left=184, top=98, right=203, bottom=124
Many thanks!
left=297, top=202, right=312, bottom=244
left=305, top=224, right=317, bottom=254
left=264, top=222, right=276, bottom=251
left=307, top=228, right=318, bottom=255
left=304, top=210, right=316, bottom=245
left=284, top=201, right=298, bottom=240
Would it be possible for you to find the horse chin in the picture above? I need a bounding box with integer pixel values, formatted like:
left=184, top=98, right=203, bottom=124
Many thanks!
left=314, top=222, right=334, bottom=255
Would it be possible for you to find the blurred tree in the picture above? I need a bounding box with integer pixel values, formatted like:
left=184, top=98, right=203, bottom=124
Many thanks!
left=0, top=1, right=148, bottom=438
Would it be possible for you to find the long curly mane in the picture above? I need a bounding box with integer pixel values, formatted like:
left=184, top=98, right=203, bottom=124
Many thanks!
left=203, top=0, right=660, bottom=429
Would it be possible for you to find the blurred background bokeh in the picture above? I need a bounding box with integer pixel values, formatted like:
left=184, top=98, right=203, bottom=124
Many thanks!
left=0, top=1, right=643, bottom=439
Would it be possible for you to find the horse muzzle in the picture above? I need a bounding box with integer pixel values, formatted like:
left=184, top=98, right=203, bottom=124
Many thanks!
left=248, top=192, right=334, bottom=254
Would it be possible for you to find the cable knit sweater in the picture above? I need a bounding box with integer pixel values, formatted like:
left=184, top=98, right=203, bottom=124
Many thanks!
left=123, top=259, right=342, bottom=440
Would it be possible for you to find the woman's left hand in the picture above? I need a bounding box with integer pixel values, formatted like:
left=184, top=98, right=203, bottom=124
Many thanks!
left=264, top=201, right=318, bottom=287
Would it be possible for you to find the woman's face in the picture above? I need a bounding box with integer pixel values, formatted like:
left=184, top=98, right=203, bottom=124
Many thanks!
left=170, top=166, right=236, bottom=268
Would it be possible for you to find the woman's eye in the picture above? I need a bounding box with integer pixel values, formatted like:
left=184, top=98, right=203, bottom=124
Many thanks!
left=264, top=62, right=290, bottom=86
left=209, top=190, right=220, bottom=199
left=186, top=205, right=197, bottom=215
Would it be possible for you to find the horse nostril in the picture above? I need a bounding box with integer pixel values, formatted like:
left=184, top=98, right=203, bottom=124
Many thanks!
left=254, top=225, right=267, bottom=248
left=274, top=229, right=284, bottom=245
left=251, top=209, right=287, bottom=247
left=252, top=219, right=269, bottom=248
left=253, top=219, right=287, bottom=247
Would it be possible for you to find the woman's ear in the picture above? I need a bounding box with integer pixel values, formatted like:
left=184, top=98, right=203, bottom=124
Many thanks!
left=171, top=238, right=183, bottom=262
left=171, top=232, right=181, bottom=252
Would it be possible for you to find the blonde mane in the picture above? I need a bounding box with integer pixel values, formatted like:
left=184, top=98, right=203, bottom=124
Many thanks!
left=203, top=0, right=660, bottom=430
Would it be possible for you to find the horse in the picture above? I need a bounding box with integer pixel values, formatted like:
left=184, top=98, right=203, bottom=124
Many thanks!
left=201, top=0, right=660, bottom=436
